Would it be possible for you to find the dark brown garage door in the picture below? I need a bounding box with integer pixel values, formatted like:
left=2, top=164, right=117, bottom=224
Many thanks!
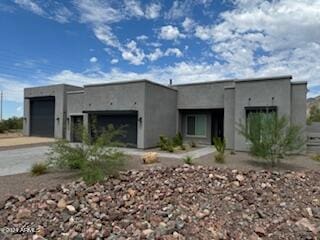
left=30, top=97, right=55, bottom=137
left=90, top=112, right=138, bottom=147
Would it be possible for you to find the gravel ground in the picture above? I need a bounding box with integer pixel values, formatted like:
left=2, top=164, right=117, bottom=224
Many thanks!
left=0, top=171, right=79, bottom=205
left=0, top=166, right=319, bottom=239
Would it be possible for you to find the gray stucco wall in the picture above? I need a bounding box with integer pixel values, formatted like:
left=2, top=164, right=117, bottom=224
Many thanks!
left=291, top=82, right=307, bottom=143
left=144, top=82, right=177, bottom=148
left=23, top=84, right=81, bottom=139
left=66, top=91, right=85, bottom=141
left=234, top=78, right=292, bottom=151
left=224, top=87, right=235, bottom=150
left=174, top=80, right=233, bottom=109
left=83, top=81, right=146, bottom=148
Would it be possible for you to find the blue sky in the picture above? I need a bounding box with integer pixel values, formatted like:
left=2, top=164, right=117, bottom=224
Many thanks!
left=0, top=0, right=320, bottom=118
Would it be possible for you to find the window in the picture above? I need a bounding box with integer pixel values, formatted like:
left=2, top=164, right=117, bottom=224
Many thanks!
left=245, top=106, right=277, bottom=141
left=186, top=115, right=207, bottom=137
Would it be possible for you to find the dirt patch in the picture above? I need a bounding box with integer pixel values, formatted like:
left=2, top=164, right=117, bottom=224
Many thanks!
left=197, top=151, right=320, bottom=171
left=0, top=137, right=55, bottom=150
left=0, top=132, right=23, bottom=139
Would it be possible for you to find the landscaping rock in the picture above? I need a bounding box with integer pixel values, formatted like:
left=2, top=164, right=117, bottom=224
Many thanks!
left=0, top=166, right=319, bottom=239
left=142, top=152, right=159, bottom=164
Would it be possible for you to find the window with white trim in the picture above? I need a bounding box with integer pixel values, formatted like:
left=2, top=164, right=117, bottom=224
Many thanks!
left=186, top=114, right=207, bottom=137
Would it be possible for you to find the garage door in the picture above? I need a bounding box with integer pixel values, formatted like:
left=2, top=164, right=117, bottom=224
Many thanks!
left=30, top=97, right=55, bottom=137
left=92, top=112, right=138, bottom=147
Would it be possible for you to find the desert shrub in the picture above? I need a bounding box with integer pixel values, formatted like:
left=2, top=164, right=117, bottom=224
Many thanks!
left=213, top=137, right=226, bottom=154
left=311, top=154, right=320, bottom=162
left=0, top=117, right=23, bottom=133
left=308, top=105, right=320, bottom=124
left=47, top=125, right=126, bottom=184
left=173, top=132, right=183, bottom=147
left=238, top=112, right=305, bottom=167
left=0, top=122, right=7, bottom=133
left=213, top=137, right=226, bottom=163
left=183, top=156, right=193, bottom=165
left=31, top=162, right=48, bottom=176
left=159, top=135, right=174, bottom=152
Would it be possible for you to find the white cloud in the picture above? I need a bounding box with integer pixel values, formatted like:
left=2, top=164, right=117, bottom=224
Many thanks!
left=89, top=57, right=98, bottom=63
left=145, top=2, right=161, bottom=19
left=182, top=17, right=195, bottom=32
left=111, top=59, right=119, bottom=64
left=93, top=26, right=120, bottom=48
left=51, top=5, right=73, bottom=23
left=147, top=48, right=163, bottom=61
left=194, top=25, right=212, bottom=40
left=165, top=48, right=183, bottom=57
left=120, top=40, right=145, bottom=65
left=124, top=0, right=144, bottom=17
left=136, top=35, right=148, bottom=41
left=14, top=0, right=45, bottom=16
left=0, top=75, right=33, bottom=102
left=165, top=1, right=191, bottom=20
left=14, top=0, right=72, bottom=23
left=75, top=0, right=123, bottom=24
left=159, top=25, right=185, bottom=40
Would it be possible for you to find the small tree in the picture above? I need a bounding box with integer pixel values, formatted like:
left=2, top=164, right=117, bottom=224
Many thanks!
left=238, top=112, right=305, bottom=167
left=308, top=105, right=320, bottom=124
left=47, top=124, right=126, bottom=184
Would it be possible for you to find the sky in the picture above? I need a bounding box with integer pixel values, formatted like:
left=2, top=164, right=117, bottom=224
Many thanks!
left=0, top=0, right=320, bottom=118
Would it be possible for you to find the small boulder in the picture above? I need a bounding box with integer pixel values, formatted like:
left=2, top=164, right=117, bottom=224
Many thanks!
left=16, top=208, right=31, bottom=219
left=142, top=152, right=158, bottom=164
left=57, top=199, right=67, bottom=209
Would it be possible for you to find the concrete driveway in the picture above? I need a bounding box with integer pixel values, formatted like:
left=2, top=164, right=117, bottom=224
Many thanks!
left=0, top=145, right=214, bottom=176
left=0, top=146, right=49, bottom=176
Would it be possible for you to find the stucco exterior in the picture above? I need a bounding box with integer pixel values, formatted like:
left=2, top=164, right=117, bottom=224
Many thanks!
left=23, top=76, right=307, bottom=151
left=24, top=84, right=81, bottom=138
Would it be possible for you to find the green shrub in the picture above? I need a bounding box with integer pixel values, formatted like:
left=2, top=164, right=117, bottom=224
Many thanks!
left=47, top=126, right=126, bottom=184
left=0, top=122, right=7, bottom=133
left=308, top=105, right=320, bottom=123
left=238, top=113, right=305, bottom=167
left=311, top=154, right=320, bottom=162
left=159, top=135, right=174, bottom=152
left=180, top=144, right=186, bottom=150
left=213, top=137, right=226, bottom=163
left=213, top=137, right=226, bottom=154
left=173, top=132, right=183, bottom=147
left=31, top=162, right=48, bottom=176
left=183, top=156, right=193, bottom=165
left=0, top=117, right=23, bottom=133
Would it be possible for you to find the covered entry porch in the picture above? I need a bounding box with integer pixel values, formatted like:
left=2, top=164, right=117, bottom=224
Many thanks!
left=178, top=109, right=224, bottom=145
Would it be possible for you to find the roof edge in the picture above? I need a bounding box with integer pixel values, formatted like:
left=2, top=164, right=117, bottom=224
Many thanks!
left=172, top=75, right=293, bottom=87
left=84, top=79, right=177, bottom=91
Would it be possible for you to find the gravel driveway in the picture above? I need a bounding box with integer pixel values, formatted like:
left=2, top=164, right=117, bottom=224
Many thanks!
left=0, top=146, right=49, bottom=176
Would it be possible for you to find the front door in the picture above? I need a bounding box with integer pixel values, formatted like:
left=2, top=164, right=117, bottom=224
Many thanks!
left=71, top=116, right=83, bottom=142
left=211, top=109, right=224, bottom=144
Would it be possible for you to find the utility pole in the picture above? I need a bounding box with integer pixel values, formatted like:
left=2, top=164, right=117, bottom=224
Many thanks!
left=0, top=91, right=3, bottom=121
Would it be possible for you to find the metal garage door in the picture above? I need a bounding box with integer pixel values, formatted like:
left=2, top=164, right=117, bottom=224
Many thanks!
left=91, top=112, right=138, bottom=147
left=30, top=97, right=55, bottom=137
